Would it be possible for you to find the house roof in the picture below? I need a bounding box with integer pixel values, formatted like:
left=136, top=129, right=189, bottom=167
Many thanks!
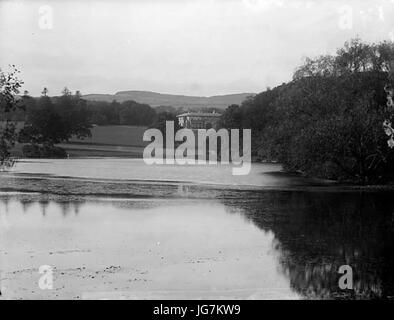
left=176, top=112, right=221, bottom=118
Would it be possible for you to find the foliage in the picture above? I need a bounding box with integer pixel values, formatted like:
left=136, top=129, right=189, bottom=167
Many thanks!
left=119, top=100, right=156, bottom=126
left=0, top=66, right=23, bottom=169
left=220, top=39, right=394, bottom=184
left=87, top=99, right=157, bottom=126
left=19, top=88, right=92, bottom=152
left=22, top=144, right=67, bottom=158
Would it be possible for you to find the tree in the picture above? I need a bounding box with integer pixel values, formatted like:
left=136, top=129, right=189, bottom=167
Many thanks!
left=56, top=89, right=92, bottom=139
left=19, top=87, right=92, bottom=157
left=119, top=100, right=156, bottom=126
left=220, top=38, right=394, bottom=183
left=19, top=95, right=67, bottom=146
left=219, top=104, right=242, bottom=128
left=0, top=66, right=23, bottom=168
left=293, top=38, right=394, bottom=80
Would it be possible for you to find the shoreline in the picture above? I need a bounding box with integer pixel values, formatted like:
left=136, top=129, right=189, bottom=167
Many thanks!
left=5, top=157, right=394, bottom=193
left=2, top=171, right=394, bottom=198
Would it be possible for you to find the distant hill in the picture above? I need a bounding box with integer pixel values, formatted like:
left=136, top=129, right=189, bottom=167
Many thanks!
left=82, top=91, right=255, bottom=109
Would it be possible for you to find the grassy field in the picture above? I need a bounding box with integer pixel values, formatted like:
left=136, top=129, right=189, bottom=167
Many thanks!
left=69, top=125, right=149, bottom=147
left=57, top=143, right=145, bottom=157
left=10, top=125, right=149, bottom=158
left=63, top=125, right=149, bottom=157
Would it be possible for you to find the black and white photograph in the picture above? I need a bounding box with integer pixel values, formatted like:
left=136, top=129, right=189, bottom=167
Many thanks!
left=1, top=0, right=394, bottom=307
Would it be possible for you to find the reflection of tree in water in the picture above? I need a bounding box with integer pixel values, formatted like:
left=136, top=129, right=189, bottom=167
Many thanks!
left=39, top=200, right=84, bottom=217
left=0, top=195, right=85, bottom=217
left=57, top=201, right=72, bottom=216
left=20, top=199, right=35, bottom=213
left=222, top=191, right=394, bottom=299
left=39, top=199, right=49, bottom=216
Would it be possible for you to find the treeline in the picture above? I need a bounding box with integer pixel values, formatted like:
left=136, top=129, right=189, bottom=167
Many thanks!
left=87, top=100, right=157, bottom=126
left=10, top=93, right=159, bottom=127
left=12, top=95, right=222, bottom=127
left=87, top=101, right=222, bottom=126
left=220, top=38, right=394, bottom=184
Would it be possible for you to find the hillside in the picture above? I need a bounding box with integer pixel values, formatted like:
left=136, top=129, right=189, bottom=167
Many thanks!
left=82, top=91, right=255, bottom=109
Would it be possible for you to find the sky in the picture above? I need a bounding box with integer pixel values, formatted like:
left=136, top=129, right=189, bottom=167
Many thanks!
left=1, top=0, right=394, bottom=96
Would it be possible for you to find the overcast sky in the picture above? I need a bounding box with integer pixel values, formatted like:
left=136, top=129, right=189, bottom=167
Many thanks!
left=0, top=0, right=393, bottom=96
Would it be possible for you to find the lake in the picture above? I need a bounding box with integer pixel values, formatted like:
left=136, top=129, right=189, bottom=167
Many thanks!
left=1, top=158, right=394, bottom=299
left=7, top=158, right=321, bottom=187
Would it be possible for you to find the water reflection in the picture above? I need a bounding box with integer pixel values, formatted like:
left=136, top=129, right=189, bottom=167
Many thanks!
left=1, top=190, right=394, bottom=299
left=222, top=191, right=394, bottom=299
left=0, top=195, right=84, bottom=217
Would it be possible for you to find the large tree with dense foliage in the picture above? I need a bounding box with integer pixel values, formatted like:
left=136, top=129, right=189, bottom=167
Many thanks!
left=19, top=87, right=92, bottom=156
left=221, top=39, right=394, bottom=184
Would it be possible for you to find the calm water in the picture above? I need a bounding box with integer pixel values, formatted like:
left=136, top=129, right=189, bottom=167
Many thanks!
left=8, top=158, right=328, bottom=187
left=1, top=159, right=394, bottom=299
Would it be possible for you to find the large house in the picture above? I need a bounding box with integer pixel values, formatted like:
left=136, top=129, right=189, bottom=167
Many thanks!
left=176, top=111, right=221, bottom=129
